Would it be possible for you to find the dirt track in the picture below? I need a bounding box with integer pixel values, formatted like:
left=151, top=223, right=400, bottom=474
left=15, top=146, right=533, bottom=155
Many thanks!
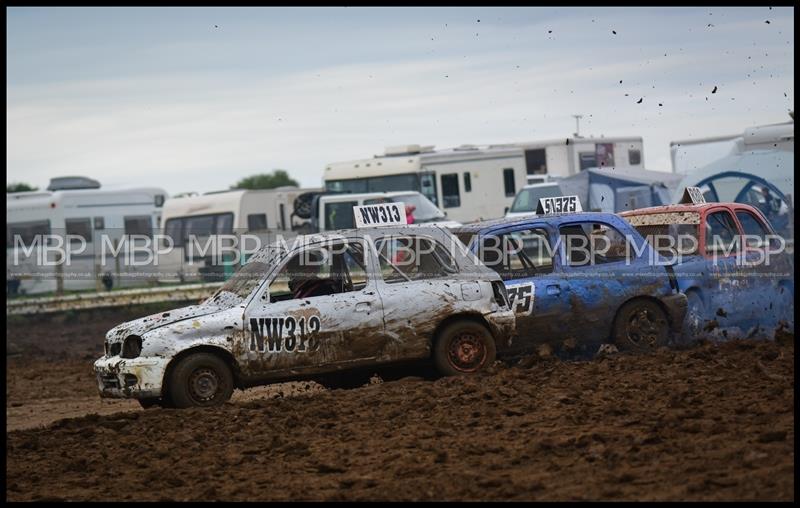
left=5, top=307, right=795, bottom=501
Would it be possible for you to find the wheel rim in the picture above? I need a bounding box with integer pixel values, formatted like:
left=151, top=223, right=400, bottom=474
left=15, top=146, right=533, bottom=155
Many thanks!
left=188, top=367, right=221, bottom=403
left=447, top=332, right=487, bottom=373
left=626, top=308, right=663, bottom=348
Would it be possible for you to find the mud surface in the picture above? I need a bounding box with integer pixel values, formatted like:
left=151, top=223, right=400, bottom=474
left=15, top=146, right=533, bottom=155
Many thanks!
left=6, top=308, right=794, bottom=501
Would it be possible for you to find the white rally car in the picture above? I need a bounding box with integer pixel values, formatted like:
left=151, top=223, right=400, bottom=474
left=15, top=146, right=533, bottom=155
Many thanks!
left=95, top=225, right=516, bottom=408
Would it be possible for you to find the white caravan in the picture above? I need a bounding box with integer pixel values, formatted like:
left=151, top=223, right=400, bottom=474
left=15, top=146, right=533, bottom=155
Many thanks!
left=157, top=186, right=321, bottom=282
left=6, top=177, right=168, bottom=296
left=323, top=136, right=644, bottom=223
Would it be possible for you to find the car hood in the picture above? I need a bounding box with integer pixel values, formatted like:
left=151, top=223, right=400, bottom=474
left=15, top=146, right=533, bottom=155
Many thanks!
left=105, top=304, right=224, bottom=342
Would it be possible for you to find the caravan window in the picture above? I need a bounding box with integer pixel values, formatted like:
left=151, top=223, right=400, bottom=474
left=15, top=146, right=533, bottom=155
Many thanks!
left=164, top=213, right=233, bottom=247
left=7, top=220, right=51, bottom=248
left=524, top=149, right=547, bottom=175
left=441, top=174, right=460, bottom=208
left=124, top=216, right=152, bottom=238
left=503, top=168, right=516, bottom=197
left=327, top=173, right=421, bottom=194
left=628, top=149, right=642, bottom=165
left=185, top=216, right=214, bottom=238
left=463, top=172, right=472, bottom=192
left=248, top=214, right=268, bottom=232
left=579, top=153, right=597, bottom=170
left=66, top=218, right=92, bottom=244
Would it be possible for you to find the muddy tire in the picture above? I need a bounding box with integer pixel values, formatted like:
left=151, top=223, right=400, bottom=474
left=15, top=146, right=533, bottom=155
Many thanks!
left=613, top=299, right=669, bottom=352
left=167, top=353, right=234, bottom=409
left=434, top=320, right=496, bottom=376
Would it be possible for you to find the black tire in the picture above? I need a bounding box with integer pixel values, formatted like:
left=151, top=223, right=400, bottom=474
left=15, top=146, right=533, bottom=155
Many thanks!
left=434, top=320, right=496, bottom=376
left=167, top=353, right=234, bottom=408
left=613, top=299, right=669, bottom=352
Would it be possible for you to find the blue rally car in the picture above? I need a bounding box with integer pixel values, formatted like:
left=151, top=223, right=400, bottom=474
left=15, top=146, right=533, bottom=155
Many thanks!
left=453, top=202, right=688, bottom=359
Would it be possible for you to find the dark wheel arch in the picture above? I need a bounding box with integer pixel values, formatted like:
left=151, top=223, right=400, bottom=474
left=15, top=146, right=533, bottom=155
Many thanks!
left=162, top=345, right=243, bottom=398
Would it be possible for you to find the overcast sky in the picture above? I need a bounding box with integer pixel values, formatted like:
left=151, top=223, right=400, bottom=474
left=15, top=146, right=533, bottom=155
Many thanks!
left=6, top=6, right=794, bottom=194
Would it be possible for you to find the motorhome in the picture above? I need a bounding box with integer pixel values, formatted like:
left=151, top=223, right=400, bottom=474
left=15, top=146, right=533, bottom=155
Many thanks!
left=157, top=186, right=321, bottom=282
left=323, top=136, right=645, bottom=223
left=6, top=177, right=168, bottom=296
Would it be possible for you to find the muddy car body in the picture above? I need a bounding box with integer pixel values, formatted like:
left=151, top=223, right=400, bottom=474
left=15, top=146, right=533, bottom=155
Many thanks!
left=619, top=202, right=794, bottom=340
left=94, top=225, right=515, bottom=407
left=454, top=212, right=688, bottom=359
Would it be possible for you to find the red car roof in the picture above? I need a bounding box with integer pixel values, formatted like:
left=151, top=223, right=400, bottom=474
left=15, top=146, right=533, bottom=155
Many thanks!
left=619, top=202, right=758, bottom=216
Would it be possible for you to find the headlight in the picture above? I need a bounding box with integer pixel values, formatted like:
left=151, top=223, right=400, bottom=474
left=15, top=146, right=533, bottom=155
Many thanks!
left=121, top=335, right=142, bottom=359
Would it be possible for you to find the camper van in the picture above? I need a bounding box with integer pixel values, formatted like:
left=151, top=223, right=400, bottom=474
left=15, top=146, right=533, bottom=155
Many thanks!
left=324, top=144, right=526, bottom=224
left=6, top=177, right=168, bottom=296
left=323, top=137, right=645, bottom=224
left=157, top=186, right=321, bottom=282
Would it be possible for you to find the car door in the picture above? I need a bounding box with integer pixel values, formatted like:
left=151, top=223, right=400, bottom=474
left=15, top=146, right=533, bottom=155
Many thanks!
left=373, top=233, right=462, bottom=360
left=701, top=207, right=743, bottom=332
left=731, top=206, right=784, bottom=332
left=473, top=224, right=572, bottom=357
left=239, top=237, right=385, bottom=380
left=555, top=219, right=664, bottom=351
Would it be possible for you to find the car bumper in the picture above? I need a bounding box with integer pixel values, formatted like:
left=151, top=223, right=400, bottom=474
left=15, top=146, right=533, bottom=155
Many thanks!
left=484, top=308, right=517, bottom=347
left=94, top=355, right=168, bottom=399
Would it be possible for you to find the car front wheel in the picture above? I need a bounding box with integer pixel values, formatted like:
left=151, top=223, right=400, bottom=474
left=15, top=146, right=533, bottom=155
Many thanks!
left=168, top=352, right=234, bottom=408
left=434, top=320, right=496, bottom=376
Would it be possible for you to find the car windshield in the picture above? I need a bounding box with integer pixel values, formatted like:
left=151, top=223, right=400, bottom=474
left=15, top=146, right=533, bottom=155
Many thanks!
left=510, top=185, right=563, bottom=213
left=206, top=246, right=287, bottom=305
left=393, top=193, right=446, bottom=222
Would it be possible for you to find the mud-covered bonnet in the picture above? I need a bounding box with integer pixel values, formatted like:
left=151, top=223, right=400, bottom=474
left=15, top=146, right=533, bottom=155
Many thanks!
left=105, top=304, right=223, bottom=341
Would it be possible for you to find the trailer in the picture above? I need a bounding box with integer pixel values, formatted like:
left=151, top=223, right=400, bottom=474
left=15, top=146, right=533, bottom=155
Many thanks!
left=323, top=136, right=645, bottom=223
left=6, top=177, right=168, bottom=296
left=156, top=186, right=321, bottom=283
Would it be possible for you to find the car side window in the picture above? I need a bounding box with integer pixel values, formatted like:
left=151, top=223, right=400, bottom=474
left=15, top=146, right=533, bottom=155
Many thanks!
left=268, top=241, right=367, bottom=302
left=735, top=210, right=772, bottom=248
left=377, top=236, right=456, bottom=283
left=705, top=211, right=740, bottom=256
left=478, top=228, right=553, bottom=281
left=558, top=222, right=628, bottom=266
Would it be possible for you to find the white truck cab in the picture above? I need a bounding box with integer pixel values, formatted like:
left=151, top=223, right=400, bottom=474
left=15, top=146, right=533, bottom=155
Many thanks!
left=312, top=191, right=461, bottom=232
left=504, top=182, right=564, bottom=219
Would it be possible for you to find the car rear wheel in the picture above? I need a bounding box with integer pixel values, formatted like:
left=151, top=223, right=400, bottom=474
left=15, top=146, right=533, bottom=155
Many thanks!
left=168, top=353, right=234, bottom=409
left=613, top=299, right=669, bottom=352
left=434, top=320, right=496, bottom=376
